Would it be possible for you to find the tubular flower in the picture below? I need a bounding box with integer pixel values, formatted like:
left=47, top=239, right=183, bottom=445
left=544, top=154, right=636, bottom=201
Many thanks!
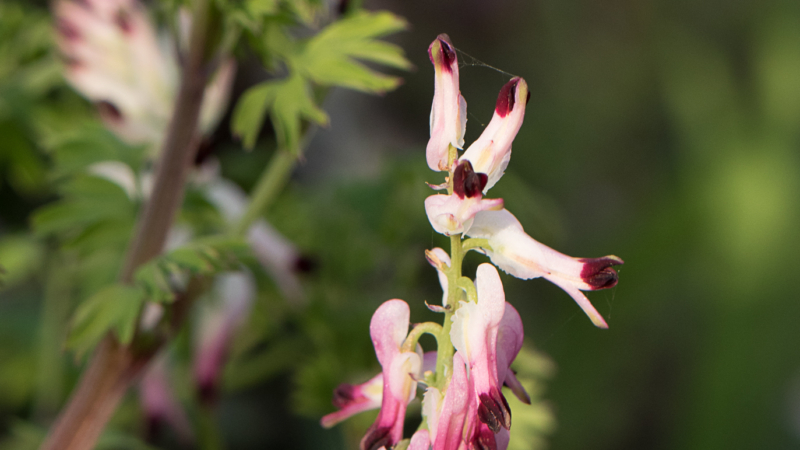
left=460, top=77, right=529, bottom=193
left=54, top=0, right=235, bottom=149
left=422, top=352, right=471, bottom=450
left=321, top=373, right=384, bottom=429
left=361, top=300, right=423, bottom=450
left=322, top=352, right=438, bottom=429
left=193, top=272, right=254, bottom=403
left=427, top=33, right=467, bottom=172
left=466, top=209, right=623, bottom=329
left=425, top=160, right=504, bottom=236
left=450, top=264, right=511, bottom=433
left=139, top=356, right=193, bottom=444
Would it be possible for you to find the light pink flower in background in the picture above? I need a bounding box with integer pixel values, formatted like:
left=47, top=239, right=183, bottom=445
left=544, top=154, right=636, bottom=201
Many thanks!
left=450, top=264, right=511, bottom=433
left=427, top=34, right=466, bottom=172
left=466, top=209, right=623, bottom=329
left=361, top=300, right=422, bottom=450
left=193, top=272, right=255, bottom=403
left=54, top=0, right=235, bottom=149
left=139, top=356, right=193, bottom=444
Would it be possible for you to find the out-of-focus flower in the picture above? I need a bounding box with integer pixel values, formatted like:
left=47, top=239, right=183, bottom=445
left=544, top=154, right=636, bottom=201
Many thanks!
left=361, top=300, right=422, bottom=450
left=422, top=352, right=471, bottom=450
left=139, top=356, right=193, bottom=444
left=203, top=178, right=307, bottom=304
left=193, top=272, right=254, bottom=403
left=54, top=0, right=234, bottom=149
left=466, top=209, right=623, bottom=329
left=426, top=33, right=466, bottom=172
left=450, top=263, right=511, bottom=433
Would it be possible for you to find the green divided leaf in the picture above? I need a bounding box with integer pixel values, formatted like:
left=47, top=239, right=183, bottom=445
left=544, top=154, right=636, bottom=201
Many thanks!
left=135, top=237, right=251, bottom=304
left=67, top=285, right=145, bottom=358
left=230, top=10, right=409, bottom=152
left=232, top=74, right=328, bottom=151
left=298, top=11, right=410, bottom=92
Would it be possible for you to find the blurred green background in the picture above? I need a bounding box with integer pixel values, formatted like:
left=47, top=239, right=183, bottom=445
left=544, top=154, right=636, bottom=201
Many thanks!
left=2, top=0, right=800, bottom=449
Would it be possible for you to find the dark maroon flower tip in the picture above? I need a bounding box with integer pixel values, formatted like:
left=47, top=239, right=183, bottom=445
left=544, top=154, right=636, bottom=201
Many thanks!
left=360, top=425, right=393, bottom=450
left=471, top=425, right=499, bottom=450
left=579, top=256, right=624, bottom=290
left=495, top=77, right=521, bottom=118
left=197, top=379, right=218, bottom=406
left=477, top=388, right=511, bottom=433
left=115, top=8, right=133, bottom=34
left=332, top=383, right=356, bottom=408
left=57, top=19, right=81, bottom=41
left=96, top=101, right=123, bottom=123
left=294, top=255, right=317, bottom=274
left=429, top=34, right=457, bottom=73
left=453, top=160, right=488, bottom=199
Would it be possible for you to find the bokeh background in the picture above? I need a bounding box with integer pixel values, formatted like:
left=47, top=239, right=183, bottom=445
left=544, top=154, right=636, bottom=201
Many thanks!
left=2, top=0, right=800, bottom=449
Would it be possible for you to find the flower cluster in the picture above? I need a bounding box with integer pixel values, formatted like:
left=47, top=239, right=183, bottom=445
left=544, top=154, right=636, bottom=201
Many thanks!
left=322, top=34, right=623, bottom=449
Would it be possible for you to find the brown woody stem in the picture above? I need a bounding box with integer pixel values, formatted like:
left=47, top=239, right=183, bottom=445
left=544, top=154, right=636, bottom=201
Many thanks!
left=40, top=0, right=213, bottom=448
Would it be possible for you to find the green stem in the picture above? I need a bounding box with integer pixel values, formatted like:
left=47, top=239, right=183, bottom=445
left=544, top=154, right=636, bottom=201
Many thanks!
left=401, top=322, right=443, bottom=353
left=461, top=238, right=489, bottom=253
left=197, top=405, right=226, bottom=450
left=232, top=149, right=297, bottom=236
left=435, top=233, right=463, bottom=387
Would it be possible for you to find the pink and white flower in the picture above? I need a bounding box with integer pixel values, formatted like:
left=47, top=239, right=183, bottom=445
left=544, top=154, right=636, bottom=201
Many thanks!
left=54, top=0, right=234, bottom=150
left=427, top=34, right=467, bottom=172
left=459, top=77, right=528, bottom=193
left=450, top=264, right=511, bottom=433
left=466, top=209, right=623, bottom=329
left=360, top=300, right=422, bottom=450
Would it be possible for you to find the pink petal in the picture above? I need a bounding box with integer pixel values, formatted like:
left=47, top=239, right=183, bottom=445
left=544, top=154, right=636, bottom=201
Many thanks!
left=370, top=300, right=411, bottom=368
left=426, top=248, right=451, bottom=307
left=408, top=429, right=431, bottom=450
left=431, top=352, right=471, bottom=450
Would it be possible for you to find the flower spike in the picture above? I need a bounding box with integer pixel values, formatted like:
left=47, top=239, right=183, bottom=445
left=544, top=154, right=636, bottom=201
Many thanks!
left=466, top=209, right=623, bottom=328
left=460, top=77, right=529, bottom=193
left=427, top=34, right=467, bottom=172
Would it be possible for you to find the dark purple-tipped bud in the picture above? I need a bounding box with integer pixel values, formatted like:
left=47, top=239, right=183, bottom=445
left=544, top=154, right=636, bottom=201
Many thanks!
left=429, top=34, right=457, bottom=73
left=477, top=388, right=512, bottom=433
left=96, top=101, right=123, bottom=122
left=332, top=383, right=356, bottom=409
left=361, top=426, right=393, bottom=450
left=57, top=19, right=81, bottom=40
left=579, top=256, right=624, bottom=290
left=495, top=77, right=521, bottom=118
left=115, top=8, right=133, bottom=34
left=453, top=160, right=488, bottom=199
